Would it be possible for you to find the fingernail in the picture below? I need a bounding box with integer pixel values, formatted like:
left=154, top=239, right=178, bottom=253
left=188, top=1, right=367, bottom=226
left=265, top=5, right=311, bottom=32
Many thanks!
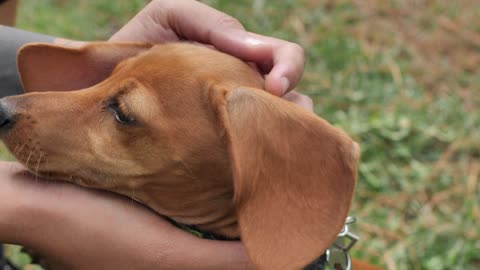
left=280, top=77, right=290, bottom=95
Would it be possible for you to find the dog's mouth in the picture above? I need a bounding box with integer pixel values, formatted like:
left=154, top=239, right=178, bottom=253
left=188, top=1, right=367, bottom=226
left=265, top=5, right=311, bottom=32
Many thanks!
left=5, top=139, right=104, bottom=188
left=5, top=141, right=85, bottom=185
left=5, top=137, right=46, bottom=165
left=27, top=168, right=99, bottom=188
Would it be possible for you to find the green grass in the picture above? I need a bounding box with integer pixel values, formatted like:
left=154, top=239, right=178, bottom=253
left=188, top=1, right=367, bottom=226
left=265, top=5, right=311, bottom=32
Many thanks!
left=3, top=0, right=479, bottom=269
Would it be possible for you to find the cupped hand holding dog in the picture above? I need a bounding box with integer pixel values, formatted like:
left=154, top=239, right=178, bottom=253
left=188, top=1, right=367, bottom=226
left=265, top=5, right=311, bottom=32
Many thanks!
left=0, top=162, right=253, bottom=270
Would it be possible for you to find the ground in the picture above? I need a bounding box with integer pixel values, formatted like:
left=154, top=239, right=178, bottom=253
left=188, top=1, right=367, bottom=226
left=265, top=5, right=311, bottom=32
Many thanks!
left=2, top=0, right=479, bottom=269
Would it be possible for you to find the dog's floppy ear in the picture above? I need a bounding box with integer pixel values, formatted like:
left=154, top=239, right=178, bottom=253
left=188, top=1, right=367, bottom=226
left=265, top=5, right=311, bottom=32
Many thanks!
left=211, top=86, right=359, bottom=269
left=17, top=42, right=152, bottom=92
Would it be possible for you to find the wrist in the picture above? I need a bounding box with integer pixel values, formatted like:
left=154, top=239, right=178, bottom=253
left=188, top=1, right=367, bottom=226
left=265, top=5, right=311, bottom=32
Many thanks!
left=0, top=162, right=39, bottom=244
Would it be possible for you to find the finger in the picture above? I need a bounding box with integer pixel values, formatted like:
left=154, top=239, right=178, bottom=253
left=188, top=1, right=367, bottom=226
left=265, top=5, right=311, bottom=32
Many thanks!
left=210, top=30, right=305, bottom=96
left=209, top=29, right=274, bottom=67
left=282, top=91, right=314, bottom=112
left=156, top=1, right=277, bottom=68
left=153, top=0, right=245, bottom=43
left=265, top=42, right=306, bottom=96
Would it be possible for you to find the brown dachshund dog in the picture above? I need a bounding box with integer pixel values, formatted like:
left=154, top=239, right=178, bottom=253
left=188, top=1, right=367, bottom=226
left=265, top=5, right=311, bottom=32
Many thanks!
left=0, top=42, right=378, bottom=269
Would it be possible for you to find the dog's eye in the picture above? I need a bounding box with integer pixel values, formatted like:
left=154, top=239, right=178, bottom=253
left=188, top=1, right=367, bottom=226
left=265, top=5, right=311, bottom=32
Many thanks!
left=108, top=99, right=136, bottom=124
left=114, top=109, right=135, bottom=124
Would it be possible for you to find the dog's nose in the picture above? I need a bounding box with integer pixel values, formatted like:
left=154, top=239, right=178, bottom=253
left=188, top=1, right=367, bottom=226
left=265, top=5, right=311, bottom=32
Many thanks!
left=0, top=100, right=15, bottom=133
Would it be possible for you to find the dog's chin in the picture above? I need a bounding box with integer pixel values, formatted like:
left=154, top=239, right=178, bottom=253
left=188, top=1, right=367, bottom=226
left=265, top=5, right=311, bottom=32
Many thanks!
left=28, top=168, right=99, bottom=187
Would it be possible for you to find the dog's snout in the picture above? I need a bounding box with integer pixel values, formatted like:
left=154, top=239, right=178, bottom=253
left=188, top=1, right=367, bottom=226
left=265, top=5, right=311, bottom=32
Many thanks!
left=0, top=100, right=15, bottom=133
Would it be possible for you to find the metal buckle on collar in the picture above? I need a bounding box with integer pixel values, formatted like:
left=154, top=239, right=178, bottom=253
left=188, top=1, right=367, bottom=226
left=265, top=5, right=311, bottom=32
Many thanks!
left=325, top=216, right=359, bottom=270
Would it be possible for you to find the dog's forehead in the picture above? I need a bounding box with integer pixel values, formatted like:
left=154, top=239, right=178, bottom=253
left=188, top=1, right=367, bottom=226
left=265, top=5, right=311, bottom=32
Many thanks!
left=131, top=44, right=216, bottom=66
left=106, top=43, right=263, bottom=112
left=123, top=43, right=251, bottom=80
left=121, top=79, right=162, bottom=120
left=108, top=45, right=216, bottom=96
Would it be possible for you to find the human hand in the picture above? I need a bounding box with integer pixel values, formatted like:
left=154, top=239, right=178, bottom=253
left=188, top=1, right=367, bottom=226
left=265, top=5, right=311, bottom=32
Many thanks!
left=52, top=36, right=313, bottom=112
left=283, top=91, right=314, bottom=111
left=110, top=0, right=306, bottom=96
left=0, top=162, right=253, bottom=270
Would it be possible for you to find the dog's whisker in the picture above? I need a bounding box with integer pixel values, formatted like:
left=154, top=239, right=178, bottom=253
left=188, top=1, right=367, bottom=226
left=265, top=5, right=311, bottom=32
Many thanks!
left=13, top=142, right=27, bottom=156
left=34, top=151, right=43, bottom=182
left=24, top=149, right=34, bottom=168
left=12, top=144, right=19, bottom=154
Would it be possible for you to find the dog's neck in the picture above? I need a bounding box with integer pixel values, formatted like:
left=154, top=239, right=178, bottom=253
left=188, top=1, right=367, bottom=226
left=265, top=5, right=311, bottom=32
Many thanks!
left=113, top=154, right=239, bottom=237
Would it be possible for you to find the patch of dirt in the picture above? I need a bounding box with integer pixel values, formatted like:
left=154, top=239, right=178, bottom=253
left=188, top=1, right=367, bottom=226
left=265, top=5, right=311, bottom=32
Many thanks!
left=350, top=0, right=480, bottom=111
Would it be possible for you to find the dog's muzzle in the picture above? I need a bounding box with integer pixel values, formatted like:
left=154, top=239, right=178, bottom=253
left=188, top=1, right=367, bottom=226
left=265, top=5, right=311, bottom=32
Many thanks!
left=0, top=99, right=15, bottom=134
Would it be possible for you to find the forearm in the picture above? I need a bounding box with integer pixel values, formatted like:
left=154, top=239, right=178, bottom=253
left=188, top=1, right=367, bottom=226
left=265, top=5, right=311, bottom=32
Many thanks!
left=0, top=26, right=53, bottom=97
left=0, top=162, right=253, bottom=269
left=185, top=240, right=254, bottom=270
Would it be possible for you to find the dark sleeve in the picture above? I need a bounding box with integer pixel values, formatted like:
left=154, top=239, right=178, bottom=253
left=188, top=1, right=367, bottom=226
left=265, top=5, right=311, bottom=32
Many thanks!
left=0, top=26, right=53, bottom=97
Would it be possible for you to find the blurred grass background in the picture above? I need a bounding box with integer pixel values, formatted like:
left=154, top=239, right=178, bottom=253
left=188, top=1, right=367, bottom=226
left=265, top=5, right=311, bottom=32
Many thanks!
left=2, top=0, right=480, bottom=269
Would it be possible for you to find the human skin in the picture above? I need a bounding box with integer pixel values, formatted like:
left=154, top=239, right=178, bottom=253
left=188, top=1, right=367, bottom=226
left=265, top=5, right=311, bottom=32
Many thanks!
left=109, top=0, right=307, bottom=97
left=0, top=162, right=254, bottom=270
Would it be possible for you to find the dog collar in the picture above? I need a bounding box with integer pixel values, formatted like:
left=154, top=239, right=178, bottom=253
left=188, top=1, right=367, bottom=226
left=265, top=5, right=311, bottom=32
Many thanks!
left=171, top=216, right=359, bottom=270
left=304, top=216, right=359, bottom=270
left=325, top=216, right=359, bottom=270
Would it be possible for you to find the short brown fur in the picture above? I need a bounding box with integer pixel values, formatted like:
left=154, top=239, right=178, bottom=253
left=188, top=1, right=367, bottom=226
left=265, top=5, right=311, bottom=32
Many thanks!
left=0, top=42, right=379, bottom=269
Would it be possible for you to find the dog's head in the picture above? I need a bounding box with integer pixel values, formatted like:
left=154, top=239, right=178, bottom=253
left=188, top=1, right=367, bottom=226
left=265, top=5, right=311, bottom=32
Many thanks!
left=0, top=42, right=359, bottom=269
